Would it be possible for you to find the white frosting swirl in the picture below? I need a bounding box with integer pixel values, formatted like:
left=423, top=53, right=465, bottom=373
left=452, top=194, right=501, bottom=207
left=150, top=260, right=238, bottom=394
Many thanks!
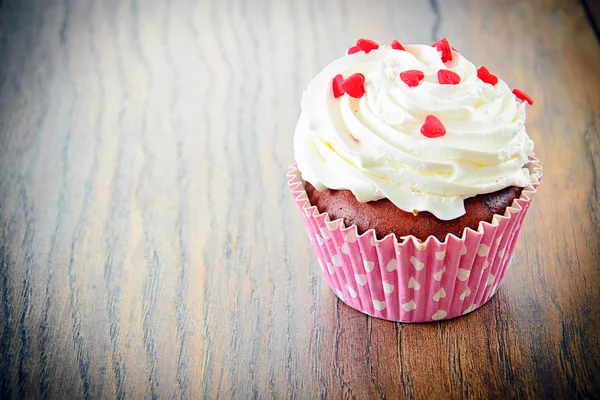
left=294, top=44, right=536, bottom=220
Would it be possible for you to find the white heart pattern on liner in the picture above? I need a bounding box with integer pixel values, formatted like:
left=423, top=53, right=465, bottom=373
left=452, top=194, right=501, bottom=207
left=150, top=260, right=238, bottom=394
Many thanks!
left=363, top=259, right=375, bottom=272
left=483, top=261, right=489, bottom=270
left=461, top=245, right=468, bottom=255
left=344, top=230, right=357, bottom=243
left=386, top=259, right=397, bottom=272
left=410, top=256, right=424, bottom=271
left=370, top=235, right=376, bottom=246
left=433, top=288, right=446, bottom=302
left=336, top=290, right=345, bottom=302
left=459, top=287, right=471, bottom=300
left=435, top=251, right=446, bottom=260
left=462, top=304, right=477, bottom=315
left=431, top=310, right=448, bottom=320
left=497, top=248, right=505, bottom=259
left=373, top=300, right=386, bottom=311
left=496, top=235, right=503, bottom=245
left=486, top=273, right=495, bottom=286
left=383, top=282, right=394, bottom=294
left=316, top=235, right=324, bottom=246
left=433, top=267, right=446, bottom=281
left=457, top=268, right=470, bottom=281
left=331, top=254, right=342, bottom=267
left=327, top=262, right=335, bottom=275
left=341, top=243, right=350, bottom=254
left=320, top=228, right=331, bottom=240
left=355, top=274, right=367, bottom=286
left=318, top=259, right=325, bottom=272
left=490, top=284, right=499, bottom=297
left=477, top=244, right=490, bottom=257
left=345, top=284, right=358, bottom=298
left=408, top=277, right=421, bottom=290
left=402, top=300, right=417, bottom=312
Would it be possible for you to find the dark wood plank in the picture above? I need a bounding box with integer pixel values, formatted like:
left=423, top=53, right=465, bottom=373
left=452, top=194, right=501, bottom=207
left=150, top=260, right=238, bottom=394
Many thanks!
left=0, top=0, right=599, bottom=398
left=583, top=0, right=600, bottom=40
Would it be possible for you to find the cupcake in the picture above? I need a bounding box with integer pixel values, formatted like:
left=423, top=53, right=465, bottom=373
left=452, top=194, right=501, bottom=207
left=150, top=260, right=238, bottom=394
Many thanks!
left=288, top=38, right=542, bottom=322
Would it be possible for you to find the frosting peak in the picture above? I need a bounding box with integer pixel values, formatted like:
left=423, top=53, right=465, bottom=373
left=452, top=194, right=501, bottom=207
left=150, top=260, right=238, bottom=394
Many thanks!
left=294, top=43, right=537, bottom=220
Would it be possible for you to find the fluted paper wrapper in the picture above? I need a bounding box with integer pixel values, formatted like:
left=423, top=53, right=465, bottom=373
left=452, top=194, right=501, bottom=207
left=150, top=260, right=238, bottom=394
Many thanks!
left=288, top=159, right=541, bottom=322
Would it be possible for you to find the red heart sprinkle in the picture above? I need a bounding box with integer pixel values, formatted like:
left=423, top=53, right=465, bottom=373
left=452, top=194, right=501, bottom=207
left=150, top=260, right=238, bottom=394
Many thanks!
left=400, top=70, right=425, bottom=87
left=512, top=88, right=533, bottom=105
left=341, top=73, right=366, bottom=98
left=432, top=37, right=453, bottom=63
left=421, top=115, right=446, bottom=138
left=347, top=45, right=361, bottom=55
left=477, top=66, right=498, bottom=86
left=391, top=40, right=405, bottom=51
left=438, top=69, right=461, bottom=85
left=332, top=74, right=345, bottom=98
left=357, top=38, right=379, bottom=53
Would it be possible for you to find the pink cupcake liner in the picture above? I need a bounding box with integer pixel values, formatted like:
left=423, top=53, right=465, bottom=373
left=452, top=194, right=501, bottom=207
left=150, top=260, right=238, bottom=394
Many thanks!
left=288, top=158, right=542, bottom=322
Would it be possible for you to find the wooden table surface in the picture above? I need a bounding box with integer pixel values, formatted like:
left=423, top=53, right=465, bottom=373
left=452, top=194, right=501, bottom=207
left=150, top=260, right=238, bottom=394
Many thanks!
left=1, top=0, right=599, bottom=398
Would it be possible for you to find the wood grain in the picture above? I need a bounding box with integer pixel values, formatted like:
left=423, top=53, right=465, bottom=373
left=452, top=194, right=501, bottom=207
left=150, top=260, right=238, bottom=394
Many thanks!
left=0, top=0, right=599, bottom=398
left=582, top=0, right=600, bottom=40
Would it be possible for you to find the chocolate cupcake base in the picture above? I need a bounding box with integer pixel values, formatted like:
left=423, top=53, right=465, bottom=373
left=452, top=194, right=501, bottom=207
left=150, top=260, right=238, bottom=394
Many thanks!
left=289, top=160, right=541, bottom=322
left=305, top=182, right=523, bottom=242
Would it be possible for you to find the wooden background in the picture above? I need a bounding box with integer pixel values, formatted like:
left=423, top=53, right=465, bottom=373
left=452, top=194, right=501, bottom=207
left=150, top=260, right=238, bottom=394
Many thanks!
left=1, top=0, right=599, bottom=398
